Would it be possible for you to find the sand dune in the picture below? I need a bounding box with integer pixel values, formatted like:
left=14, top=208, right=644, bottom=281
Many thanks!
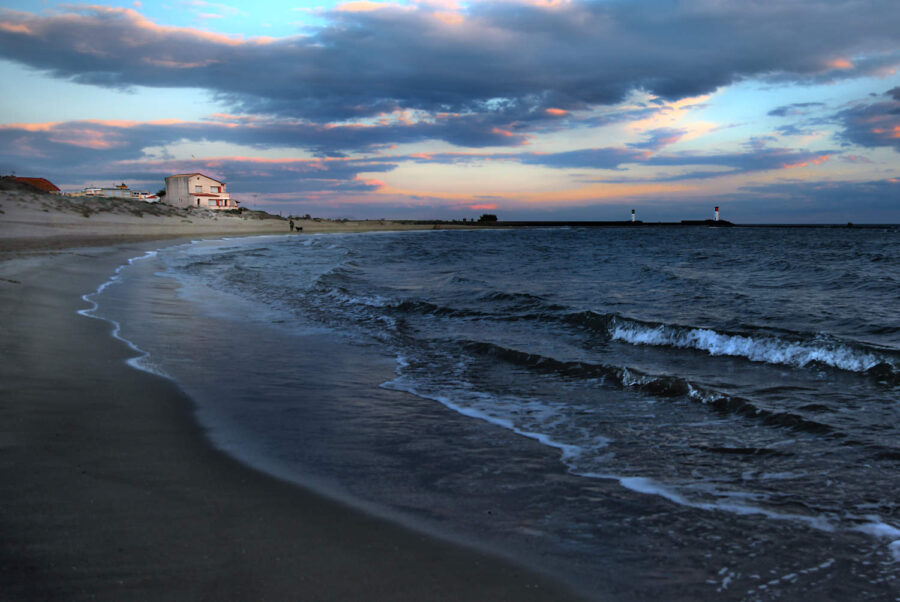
left=0, top=189, right=463, bottom=252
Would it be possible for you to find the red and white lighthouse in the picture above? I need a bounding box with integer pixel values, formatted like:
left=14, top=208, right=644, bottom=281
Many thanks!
left=715, top=206, right=720, bottom=222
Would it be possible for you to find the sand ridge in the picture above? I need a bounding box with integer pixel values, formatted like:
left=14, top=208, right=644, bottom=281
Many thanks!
left=0, top=189, right=474, bottom=253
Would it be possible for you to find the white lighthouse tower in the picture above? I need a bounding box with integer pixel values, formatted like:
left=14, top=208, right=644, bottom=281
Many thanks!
left=632, top=209, right=636, bottom=223
left=715, top=206, right=720, bottom=222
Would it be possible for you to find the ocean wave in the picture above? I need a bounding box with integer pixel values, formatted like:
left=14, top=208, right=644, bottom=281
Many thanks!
left=462, top=340, right=621, bottom=383
left=684, top=384, right=836, bottom=436
left=476, top=290, right=567, bottom=312
left=391, top=299, right=487, bottom=319
left=564, top=310, right=897, bottom=378
left=609, top=316, right=893, bottom=374
left=462, top=340, right=843, bottom=436
left=386, top=354, right=899, bottom=554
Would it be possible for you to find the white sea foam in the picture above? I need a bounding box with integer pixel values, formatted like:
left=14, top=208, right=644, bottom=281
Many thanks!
left=381, top=369, right=592, bottom=465
left=853, top=521, right=900, bottom=561
left=78, top=250, right=168, bottom=378
left=889, top=540, right=900, bottom=562
left=590, top=474, right=838, bottom=532
left=610, top=319, right=886, bottom=373
left=384, top=354, right=900, bottom=558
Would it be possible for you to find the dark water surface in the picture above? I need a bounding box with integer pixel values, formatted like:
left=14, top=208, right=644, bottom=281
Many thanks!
left=89, top=227, right=899, bottom=600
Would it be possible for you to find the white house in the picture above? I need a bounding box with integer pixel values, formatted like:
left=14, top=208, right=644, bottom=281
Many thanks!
left=164, top=173, right=237, bottom=210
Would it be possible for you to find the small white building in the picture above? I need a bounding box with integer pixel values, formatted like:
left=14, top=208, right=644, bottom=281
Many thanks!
left=164, top=173, right=237, bottom=210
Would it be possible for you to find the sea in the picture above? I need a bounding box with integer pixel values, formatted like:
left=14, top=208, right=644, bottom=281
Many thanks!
left=84, top=225, right=899, bottom=600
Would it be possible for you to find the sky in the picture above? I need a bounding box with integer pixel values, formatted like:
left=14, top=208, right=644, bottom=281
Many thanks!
left=0, top=1, right=899, bottom=222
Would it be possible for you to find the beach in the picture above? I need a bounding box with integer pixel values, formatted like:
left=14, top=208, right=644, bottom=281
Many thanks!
left=3, top=190, right=896, bottom=601
left=0, top=188, right=474, bottom=253
left=0, top=191, right=585, bottom=601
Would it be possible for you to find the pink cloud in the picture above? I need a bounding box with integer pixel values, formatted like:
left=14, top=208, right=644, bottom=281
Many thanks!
left=48, top=129, right=125, bottom=149
left=0, top=122, right=60, bottom=132
left=781, top=154, right=831, bottom=169
left=433, top=11, right=464, bottom=25
left=336, top=1, right=405, bottom=12
left=0, top=22, right=32, bottom=34
left=827, top=58, right=854, bottom=70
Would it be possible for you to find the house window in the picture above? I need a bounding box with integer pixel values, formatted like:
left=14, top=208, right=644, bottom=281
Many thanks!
left=211, top=186, right=220, bottom=193
left=195, top=185, right=202, bottom=193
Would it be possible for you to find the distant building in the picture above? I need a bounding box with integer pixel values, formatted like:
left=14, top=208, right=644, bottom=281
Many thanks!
left=164, top=173, right=236, bottom=210
left=12, top=177, right=61, bottom=194
left=74, top=182, right=157, bottom=201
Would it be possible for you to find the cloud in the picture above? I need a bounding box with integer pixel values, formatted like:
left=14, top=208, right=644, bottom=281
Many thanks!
left=768, top=102, right=826, bottom=117
left=0, top=134, right=398, bottom=197
left=0, top=113, right=843, bottom=200
left=836, top=90, right=900, bottom=151
left=627, top=128, right=687, bottom=151
left=723, top=178, right=900, bottom=222
left=0, top=113, right=530, bottom=169
left=518, top=147, right=647, bottom=170
left=643, top=148, right=834, bottom=171
left=1, top=1, right=898, bottom=127
left=385, top=139, right=841, bottom=184
left=388, top=143, right=839, bottom=183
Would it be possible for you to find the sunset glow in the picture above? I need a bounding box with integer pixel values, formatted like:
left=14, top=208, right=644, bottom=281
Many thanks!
left=0, top=0, right=898, bottom=222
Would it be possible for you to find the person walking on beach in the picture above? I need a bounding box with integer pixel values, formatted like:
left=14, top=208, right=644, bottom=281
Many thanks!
left=289, top=219, right=294, bottom=232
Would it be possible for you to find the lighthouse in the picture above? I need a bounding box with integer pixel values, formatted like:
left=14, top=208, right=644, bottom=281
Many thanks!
left=715, top=206, right=719, bottom=222
left=632, top=209, right=636, bottom=223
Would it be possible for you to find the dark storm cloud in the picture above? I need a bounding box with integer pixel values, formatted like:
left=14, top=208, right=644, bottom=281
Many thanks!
left=1, top=1, right=898, bottom=126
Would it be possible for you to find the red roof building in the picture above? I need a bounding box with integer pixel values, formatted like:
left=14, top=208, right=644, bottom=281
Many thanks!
left=13, top=177, right=61, bottom=194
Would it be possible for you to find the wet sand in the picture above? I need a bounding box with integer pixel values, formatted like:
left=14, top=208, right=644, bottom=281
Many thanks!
left=0, top=200, right=585, bottom=600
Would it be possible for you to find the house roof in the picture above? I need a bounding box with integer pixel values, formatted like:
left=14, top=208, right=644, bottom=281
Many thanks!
left=14, top=177, right=60, bottom=193
left=167, top=172, right=225, bottom=184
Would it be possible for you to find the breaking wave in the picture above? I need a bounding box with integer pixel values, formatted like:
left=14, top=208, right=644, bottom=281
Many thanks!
left=565, top=311, right=898, bottom=379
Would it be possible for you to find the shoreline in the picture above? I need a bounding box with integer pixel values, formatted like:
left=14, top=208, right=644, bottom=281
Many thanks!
left=0, top=226, right=587, bottom=598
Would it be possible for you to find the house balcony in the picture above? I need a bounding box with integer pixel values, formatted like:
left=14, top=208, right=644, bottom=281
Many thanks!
left=190, top=193, right=236, bottom=210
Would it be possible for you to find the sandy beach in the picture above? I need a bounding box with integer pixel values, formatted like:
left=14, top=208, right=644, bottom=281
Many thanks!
left=0, top=188, right=472, bottom=253
left=0, top=190, right=584, bottom=600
